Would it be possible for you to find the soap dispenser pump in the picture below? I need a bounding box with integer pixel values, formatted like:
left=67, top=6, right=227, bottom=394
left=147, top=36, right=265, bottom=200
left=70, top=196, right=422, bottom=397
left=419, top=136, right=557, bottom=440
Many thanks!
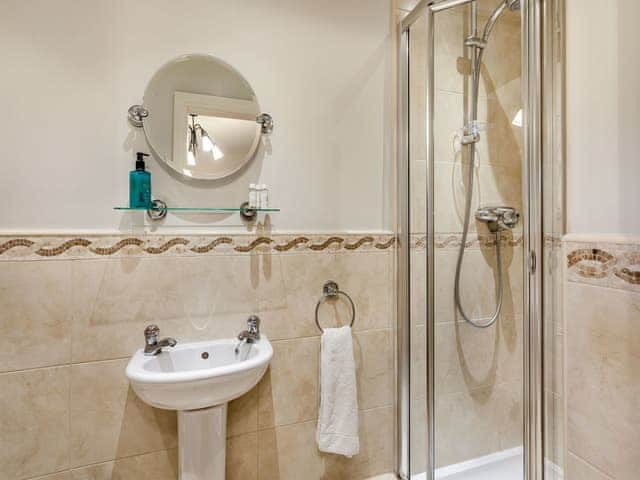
left=130, top=152, right=152, bottom=208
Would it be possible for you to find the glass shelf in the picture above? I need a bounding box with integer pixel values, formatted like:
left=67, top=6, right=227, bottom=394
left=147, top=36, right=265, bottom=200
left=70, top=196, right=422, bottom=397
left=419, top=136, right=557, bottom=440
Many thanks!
left=114, top=206, right=280, bottom=213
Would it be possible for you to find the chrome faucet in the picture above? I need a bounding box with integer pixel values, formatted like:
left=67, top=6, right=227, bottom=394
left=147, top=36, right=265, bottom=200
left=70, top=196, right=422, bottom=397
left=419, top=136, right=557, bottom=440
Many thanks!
left=235, top=315, right=261, bottom=354
left=143, top=324, right=177, bottom=356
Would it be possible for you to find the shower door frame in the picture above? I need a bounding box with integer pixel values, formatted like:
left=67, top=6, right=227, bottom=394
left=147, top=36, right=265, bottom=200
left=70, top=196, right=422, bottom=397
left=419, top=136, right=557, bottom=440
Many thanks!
left=396, top=0, right=547, bottom=479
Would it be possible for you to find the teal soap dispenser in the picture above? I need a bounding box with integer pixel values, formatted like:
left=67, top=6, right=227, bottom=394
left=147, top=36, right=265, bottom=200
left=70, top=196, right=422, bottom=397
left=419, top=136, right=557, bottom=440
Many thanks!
left=129, top=152, right=152, bottom=208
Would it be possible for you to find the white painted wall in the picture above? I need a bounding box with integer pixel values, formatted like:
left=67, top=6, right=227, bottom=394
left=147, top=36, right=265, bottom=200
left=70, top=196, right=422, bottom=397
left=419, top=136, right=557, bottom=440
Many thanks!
left=566, top=0, right=640, bottom=235
left=0, top=0, right=393, bottom=233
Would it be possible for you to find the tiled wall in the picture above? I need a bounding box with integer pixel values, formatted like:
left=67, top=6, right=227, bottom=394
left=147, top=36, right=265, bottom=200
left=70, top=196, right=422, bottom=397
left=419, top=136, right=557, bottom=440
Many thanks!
left=564, top=236, right=640, bottom=480
left=0, top=233, right=395, bottom=480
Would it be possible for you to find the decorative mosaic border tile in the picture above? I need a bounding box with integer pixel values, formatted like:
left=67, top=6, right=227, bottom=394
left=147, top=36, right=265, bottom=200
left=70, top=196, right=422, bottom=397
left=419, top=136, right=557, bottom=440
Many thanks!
left=0, top=234, right=396, bottom=261
left=565, top=239, right=640, bottom=292
left=409, top=232, right=524, bottom=250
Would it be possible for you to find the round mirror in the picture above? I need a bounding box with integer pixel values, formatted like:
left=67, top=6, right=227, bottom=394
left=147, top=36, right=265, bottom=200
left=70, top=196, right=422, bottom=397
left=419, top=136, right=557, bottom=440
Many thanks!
left=140, top=54, right=264, bottom=180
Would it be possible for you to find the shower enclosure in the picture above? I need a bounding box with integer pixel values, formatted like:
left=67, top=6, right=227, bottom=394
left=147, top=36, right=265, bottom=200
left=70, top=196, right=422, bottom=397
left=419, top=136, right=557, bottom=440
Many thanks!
left=397, top=0, right=565, bottom=479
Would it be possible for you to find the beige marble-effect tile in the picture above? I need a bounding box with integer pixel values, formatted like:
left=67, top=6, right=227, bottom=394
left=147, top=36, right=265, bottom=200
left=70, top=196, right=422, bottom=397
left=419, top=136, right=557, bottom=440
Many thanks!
left=71, top=256, right=258, bottom=362
left=566, top=453, right=613, bottom=480
left=435, top=381, right=523, bottom=468
left=257, top=252, right=392, bottom=341
left=27, top=472, right=71, bottom=480
left=227, top=383, right=259, bottom=437
left=322, top=406, right=394, bottom=479
left=258, top=407, right=393, bottom=480
left=332, top=252, right=392, bottom=332
left=257, top=421, right=324, bottom=480
left=226, top=432, right=258, bottom=480
left=0, top=261, right=71, bottom=372
left=434, top=315, right=523, bottom=395
left=0, top=367, right=69, bottom=480
left=433, top=161, right=522, bottom=235
left=435, top=245, right=524, bottom=324
left=258, top=337, right=320, bottom=429
left=69, top=449, right=178, bottom=480
left=353, top=329, right=394, bottom=410
left=69, top=359, right=177, bottom=467
left=566, top=283, right=640, bottom=480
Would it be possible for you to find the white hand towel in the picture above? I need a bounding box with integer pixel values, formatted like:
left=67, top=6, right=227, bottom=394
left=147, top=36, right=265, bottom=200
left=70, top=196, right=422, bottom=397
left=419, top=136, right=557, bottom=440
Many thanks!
left=316, top=326, right=359, bottom=457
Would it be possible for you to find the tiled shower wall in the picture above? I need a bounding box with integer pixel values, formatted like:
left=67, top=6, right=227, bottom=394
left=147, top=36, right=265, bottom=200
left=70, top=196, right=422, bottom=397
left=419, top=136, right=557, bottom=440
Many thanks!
left=564, top=236, right=640, bottom=480
left=0, top=234, right=395, bottom=480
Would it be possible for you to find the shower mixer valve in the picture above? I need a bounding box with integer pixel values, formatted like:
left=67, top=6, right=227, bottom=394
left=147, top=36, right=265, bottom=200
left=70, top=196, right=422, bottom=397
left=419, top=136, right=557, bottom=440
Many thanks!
left=475, top=206, right=520, bottom=233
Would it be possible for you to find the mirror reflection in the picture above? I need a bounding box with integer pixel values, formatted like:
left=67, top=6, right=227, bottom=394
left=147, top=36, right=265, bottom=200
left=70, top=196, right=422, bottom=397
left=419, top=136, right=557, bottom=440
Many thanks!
left=138, top=54, right=265, bottom=180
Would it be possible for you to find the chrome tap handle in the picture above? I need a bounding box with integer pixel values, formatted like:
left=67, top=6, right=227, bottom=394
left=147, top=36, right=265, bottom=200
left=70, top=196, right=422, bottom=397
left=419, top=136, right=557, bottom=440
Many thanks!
left=144, top=324, right=160, bottom=346
left=247, top=315, right=260, bottom=336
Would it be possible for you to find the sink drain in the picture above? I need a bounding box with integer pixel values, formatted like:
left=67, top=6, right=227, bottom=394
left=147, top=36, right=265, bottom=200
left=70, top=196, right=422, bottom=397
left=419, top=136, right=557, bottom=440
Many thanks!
left=201, top=352, right=209, bottom=359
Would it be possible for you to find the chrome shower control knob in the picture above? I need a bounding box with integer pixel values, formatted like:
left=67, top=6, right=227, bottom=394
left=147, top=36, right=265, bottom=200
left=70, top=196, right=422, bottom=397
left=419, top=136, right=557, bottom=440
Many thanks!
left=475, top=206, right=520, bottom=233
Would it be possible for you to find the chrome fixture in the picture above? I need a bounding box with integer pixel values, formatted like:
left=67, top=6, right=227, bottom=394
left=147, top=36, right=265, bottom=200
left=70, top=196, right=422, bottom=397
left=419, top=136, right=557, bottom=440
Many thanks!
left=314, top=280, right=356, bottom=333
left=127, top=105, right=149, bottom=127
left=256, top=113, right=274, bottom=134
left=475, top=206, right=520, bottom=233
left=235, top=315, right=261, bottom=354
left=454, top=0, right=521, bottom=329
left=143, top=324, right=177, bottom=356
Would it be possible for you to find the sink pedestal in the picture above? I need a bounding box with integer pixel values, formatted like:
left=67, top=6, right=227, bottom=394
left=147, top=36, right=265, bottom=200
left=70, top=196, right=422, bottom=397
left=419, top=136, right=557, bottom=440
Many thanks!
left=178, top=404, right=227, bottom=480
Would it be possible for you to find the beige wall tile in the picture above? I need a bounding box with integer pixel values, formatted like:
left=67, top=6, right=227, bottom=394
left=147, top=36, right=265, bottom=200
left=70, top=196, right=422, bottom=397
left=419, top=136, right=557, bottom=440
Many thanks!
left=258, top=407, right=393, bottom=480
left=258, top=337, right=320, bottom=429
left=435, top=246, right=524, bottom=323
left=257, top=422, right=324, bottom=480
left=566, top=283, right=640, bottom=479
left=435, top=381, right=522, bottom=467
left=567, top=453, right=613, bottom=480
left=69, top=359, right=177, bottom=467
left=434, top=315, right=523, bottom=395
left=256, top=253, right=336, bottom=340
left=354, top=329, right=394, bottom=410
left=0, top=261, right=71, bottom=372
left=331, top=253, right=392, bottom=332
left=0, top=367, right=69, bottom=480
left=69, top=449, right=178, bottom=480
left=226, top=432, right=258, bottom=480
left=433, top=162, right=522, bottom=235
left=259, top=252, right=392, bottom=338
left=323, top=406, right=394, bottom=479
left=71, top=256, right=259, bottom=363
left=4, top=249, right=395, bottom=479
left=27, top=473, right=71, bottom=480
left=227, top=384, right=258, bottom=437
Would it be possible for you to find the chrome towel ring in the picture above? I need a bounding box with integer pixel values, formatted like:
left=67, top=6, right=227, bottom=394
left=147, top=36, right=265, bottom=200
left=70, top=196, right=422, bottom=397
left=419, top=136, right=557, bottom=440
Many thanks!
left=315, top=280, right=356, bottom=333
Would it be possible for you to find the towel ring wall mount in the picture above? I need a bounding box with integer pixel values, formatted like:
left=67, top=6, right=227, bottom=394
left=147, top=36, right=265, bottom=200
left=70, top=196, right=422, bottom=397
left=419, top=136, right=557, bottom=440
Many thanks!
left=315, top=280, right=356, bottom=333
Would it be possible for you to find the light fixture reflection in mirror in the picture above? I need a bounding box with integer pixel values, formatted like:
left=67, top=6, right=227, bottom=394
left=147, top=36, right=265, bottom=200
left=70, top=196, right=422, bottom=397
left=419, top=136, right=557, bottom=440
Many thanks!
left=187, top=114, right=225, bottom=166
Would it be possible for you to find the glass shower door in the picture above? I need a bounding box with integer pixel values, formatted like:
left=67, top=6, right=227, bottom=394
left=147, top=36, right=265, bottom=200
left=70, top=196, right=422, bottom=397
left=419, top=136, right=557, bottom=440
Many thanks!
left=403, top=1, right=528, bottom=479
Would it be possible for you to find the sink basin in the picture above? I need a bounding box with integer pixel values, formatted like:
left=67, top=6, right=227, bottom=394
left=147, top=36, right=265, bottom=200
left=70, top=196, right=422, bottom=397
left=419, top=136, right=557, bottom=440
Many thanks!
left=126, top=337, right=272, bottom=411
left=126, top=335, right=272, bottom=479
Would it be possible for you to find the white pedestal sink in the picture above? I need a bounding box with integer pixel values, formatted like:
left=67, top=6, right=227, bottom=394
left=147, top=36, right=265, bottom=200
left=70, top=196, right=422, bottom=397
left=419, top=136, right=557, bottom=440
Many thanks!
left=126, top=337, right=272, bottom=479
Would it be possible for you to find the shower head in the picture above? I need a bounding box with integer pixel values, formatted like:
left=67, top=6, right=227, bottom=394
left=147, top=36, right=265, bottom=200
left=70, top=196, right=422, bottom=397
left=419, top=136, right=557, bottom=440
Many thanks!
left=480, top=0, right=520, bottom=42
